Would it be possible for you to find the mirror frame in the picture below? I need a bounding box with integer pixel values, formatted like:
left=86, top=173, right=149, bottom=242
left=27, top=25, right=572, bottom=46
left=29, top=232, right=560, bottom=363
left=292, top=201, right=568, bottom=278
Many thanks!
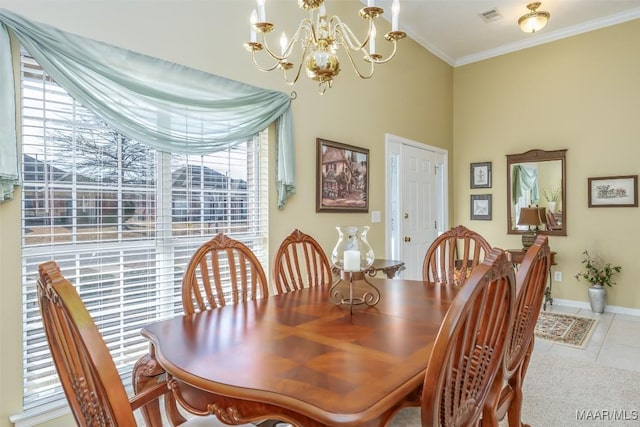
left=506, top=149, right=567, bottom=236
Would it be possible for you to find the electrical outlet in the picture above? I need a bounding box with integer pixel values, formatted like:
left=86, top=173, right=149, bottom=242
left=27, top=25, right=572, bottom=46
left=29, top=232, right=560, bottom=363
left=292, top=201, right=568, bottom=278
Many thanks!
left=554, top=271, right=562, bottom=282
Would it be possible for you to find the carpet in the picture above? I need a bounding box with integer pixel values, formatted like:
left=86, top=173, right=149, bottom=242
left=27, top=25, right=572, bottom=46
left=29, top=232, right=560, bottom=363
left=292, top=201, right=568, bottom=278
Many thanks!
left=389, top=352, right=640, bottom=427
left=534, top=311, right=597, bottom=348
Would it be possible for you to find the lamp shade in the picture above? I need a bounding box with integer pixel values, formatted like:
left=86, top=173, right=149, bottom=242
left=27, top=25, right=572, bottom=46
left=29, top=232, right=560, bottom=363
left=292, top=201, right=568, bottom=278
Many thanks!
left=518, top=2, right=550, bottom=33
left=518, top=207, right=542, bottom=227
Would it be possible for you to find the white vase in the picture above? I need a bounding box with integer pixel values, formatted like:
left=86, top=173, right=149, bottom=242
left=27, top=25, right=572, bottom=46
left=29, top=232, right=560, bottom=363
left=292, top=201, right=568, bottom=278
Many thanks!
left=588, top=284, right=607, bottom=314
left=547, top=201, right=557, bottom=213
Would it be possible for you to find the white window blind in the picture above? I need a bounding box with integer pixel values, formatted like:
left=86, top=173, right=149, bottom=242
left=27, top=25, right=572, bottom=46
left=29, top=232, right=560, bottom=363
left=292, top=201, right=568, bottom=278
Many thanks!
left=20, top=53, right=269, bottom=409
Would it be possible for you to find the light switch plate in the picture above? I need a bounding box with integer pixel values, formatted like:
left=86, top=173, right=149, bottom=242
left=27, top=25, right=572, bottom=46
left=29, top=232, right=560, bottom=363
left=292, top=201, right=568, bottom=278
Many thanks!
left=371, top=211, right=381, bottom=223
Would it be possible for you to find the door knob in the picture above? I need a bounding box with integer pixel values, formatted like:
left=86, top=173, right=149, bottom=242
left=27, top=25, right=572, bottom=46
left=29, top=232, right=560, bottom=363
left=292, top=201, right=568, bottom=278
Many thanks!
left=404, top=236, right=411, bottom=242
left=404, top=213, right=409, bottom=219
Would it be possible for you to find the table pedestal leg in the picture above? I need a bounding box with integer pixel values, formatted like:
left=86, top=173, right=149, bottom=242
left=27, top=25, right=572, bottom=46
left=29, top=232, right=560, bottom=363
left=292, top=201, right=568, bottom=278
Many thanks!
left=329, top=271, right=380, bottom=314
left=133, top=348, right=186, bottom=426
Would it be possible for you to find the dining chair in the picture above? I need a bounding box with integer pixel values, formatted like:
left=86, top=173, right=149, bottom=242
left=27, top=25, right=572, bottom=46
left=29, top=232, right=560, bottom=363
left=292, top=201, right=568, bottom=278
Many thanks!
left=422, top=225, right=492, bottom=286
left=37, top=260, right=235, bottom=427
left=483, top=235, right=551, bottom=427
left=178, top=233, right=273, bottom=425
left=181, top=232, right=269, bottom=315
left=546, top=210, right=562, bottom=231
left=421, top=248, right=515, bottom=427
left=273, top=228, right=332, bottom=294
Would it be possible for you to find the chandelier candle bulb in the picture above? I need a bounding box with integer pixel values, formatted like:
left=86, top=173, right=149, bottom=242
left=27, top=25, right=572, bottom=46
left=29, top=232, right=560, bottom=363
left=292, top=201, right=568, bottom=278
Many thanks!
left=343, top=250, right=361, bottom=272
left=392, top=0, right=399, bottom=31
left=257, top=0, right=266, bottom=22
left=280, top=32, right=287, bottom=56
left=369, top=24, right=376, bottom=54
left=368, top=0, right=375, bottom=6
left=250, top=10, right=257, bottom=42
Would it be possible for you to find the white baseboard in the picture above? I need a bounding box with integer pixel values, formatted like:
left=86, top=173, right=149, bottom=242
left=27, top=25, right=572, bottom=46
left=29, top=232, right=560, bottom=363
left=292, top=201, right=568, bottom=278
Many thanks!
left=552, top=298, right=640, bottom=317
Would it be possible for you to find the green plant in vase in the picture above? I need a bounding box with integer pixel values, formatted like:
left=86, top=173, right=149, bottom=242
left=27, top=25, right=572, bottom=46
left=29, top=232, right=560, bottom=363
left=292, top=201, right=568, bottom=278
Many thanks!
left=575, top=250, right=622, bottom=313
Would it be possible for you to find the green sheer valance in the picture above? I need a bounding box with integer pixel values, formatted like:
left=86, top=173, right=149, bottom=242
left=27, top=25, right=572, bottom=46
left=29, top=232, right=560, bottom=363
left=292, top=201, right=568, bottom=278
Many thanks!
left=0, top=9, right=296, bottom=207
left=0, top=22, right=18, bottom=202
left=512, top=164, right=539, bottom=203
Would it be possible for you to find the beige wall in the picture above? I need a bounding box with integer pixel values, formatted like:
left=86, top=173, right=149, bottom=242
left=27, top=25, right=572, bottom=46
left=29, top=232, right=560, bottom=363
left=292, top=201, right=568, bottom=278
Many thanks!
left=453, top=20, right=640, bottom=311
left=0, top=1, right=452, bottom=425
left=4, top=1, right=639, bottom=425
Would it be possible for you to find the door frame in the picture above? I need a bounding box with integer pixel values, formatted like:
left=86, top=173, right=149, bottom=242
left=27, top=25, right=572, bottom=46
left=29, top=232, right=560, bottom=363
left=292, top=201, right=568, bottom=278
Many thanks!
left=384, top=133, right=449, bottom=268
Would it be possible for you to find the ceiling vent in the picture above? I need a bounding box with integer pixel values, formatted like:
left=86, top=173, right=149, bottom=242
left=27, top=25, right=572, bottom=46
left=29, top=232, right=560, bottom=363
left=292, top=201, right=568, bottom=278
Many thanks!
left=480, top=8, right=503, bottom=23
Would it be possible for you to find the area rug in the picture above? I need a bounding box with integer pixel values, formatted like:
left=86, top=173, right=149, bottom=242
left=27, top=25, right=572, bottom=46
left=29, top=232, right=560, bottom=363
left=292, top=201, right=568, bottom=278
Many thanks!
left=534, top=311, right=597, bottom=348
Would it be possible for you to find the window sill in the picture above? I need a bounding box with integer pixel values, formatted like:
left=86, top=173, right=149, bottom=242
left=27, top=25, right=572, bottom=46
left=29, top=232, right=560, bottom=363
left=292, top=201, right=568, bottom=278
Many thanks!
left=9, top=401, right=70, bottom=427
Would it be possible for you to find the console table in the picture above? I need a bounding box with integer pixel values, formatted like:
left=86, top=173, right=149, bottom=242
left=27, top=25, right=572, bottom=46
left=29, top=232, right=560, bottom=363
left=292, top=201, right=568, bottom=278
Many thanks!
left=506, top=249, right=556, bottom=310
left=366, top=258, right=406, bottom=278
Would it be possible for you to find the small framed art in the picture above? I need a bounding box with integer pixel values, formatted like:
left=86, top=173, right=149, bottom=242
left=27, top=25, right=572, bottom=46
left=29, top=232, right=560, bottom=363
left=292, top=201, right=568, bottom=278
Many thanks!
left=588, top=175, right=638, bottom=207
left=470, top=162, right=492, bottom=189
left=470, top=194, right=492, bottom=220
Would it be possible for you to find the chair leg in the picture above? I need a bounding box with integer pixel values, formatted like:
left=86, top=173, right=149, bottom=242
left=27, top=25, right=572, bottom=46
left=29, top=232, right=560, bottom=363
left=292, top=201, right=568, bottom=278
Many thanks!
left=481, top=366, right=504, bottom=427
left=506, top=371, right=525, bottom=427
left=506, top=350, right=534, bottom=427
left=133, top=353, right=165, bottom=427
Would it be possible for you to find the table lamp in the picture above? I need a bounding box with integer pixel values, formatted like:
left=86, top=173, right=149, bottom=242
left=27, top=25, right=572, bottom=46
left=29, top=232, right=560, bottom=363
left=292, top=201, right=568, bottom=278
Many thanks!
left=518, top=206, right=543, bottom=249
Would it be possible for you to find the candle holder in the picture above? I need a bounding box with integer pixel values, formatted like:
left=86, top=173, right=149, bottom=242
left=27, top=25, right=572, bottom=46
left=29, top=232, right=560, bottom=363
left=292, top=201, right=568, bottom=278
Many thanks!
left=329, top=270, right=381, bottom=314
left=331, top=226, right=374, bottom=271
left=330, top=226, right=378, bottom=313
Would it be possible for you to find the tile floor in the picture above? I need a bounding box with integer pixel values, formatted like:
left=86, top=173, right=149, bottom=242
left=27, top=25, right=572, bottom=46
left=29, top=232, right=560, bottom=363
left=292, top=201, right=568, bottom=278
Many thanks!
left=386, top=303, right=640, bottom=427
left=534, top=304, right=640, bottom=373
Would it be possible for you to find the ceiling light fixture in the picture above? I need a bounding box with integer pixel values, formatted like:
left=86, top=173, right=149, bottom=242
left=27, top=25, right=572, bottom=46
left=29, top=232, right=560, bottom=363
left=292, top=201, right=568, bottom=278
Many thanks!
left=518, top=2, right=550, bottom=33
left=244, top=0, right=406, bottom=94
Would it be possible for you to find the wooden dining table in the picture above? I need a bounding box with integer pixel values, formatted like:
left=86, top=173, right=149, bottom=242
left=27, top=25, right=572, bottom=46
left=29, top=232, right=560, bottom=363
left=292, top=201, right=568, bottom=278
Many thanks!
left=135, top=278, right=460, bottom=427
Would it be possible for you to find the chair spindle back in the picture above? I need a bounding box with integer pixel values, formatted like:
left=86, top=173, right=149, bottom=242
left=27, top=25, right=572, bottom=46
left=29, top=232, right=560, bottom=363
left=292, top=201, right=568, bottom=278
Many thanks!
left=273, top=229, right=332, bottom=294
left=182, top=233, right=268, bottom=315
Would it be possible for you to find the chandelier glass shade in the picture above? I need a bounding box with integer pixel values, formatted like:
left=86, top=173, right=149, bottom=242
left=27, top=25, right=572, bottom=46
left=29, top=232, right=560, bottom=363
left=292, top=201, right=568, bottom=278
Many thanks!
left=244, top=0, right=406, bottom=94
left=518, top=2, right=550, bottom=33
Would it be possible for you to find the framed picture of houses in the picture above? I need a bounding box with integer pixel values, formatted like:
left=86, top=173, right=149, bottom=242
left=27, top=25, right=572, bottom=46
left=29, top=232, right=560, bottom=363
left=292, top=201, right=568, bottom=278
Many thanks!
left=316, top=138, right=369, bottom=212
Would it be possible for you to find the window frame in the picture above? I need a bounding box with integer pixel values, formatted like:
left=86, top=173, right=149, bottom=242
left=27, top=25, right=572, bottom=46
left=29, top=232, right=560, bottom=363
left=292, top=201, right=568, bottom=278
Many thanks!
left=19, top=52, right=269, bottom=411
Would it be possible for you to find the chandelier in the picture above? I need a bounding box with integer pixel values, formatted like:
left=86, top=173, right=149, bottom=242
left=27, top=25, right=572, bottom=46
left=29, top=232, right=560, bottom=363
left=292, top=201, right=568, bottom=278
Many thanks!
left=244, top=0, right=406, bottom=94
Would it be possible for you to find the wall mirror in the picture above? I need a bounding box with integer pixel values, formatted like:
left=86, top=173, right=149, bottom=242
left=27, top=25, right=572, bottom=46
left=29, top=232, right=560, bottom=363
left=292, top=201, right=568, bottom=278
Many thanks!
left=506, top=149, right=567, bottom=236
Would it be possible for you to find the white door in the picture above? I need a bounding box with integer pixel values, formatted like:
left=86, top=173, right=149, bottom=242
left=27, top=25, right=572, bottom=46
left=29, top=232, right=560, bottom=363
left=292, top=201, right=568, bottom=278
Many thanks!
left=386, top=135, right=447, bottom=280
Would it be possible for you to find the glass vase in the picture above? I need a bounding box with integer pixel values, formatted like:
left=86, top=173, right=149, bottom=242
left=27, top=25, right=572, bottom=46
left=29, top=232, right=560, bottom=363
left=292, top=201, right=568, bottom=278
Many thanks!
left=331, top=226, right=375, bottom=272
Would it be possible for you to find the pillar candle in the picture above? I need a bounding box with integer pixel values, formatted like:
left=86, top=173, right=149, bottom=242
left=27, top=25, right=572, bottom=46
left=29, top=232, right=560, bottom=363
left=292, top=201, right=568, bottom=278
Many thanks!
left=343, top=250, right=361, bottom=272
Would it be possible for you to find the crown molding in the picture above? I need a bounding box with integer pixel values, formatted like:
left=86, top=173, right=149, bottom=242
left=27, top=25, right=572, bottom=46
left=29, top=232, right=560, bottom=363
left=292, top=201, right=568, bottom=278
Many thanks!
left=411, top=7, right=640, bottom=68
